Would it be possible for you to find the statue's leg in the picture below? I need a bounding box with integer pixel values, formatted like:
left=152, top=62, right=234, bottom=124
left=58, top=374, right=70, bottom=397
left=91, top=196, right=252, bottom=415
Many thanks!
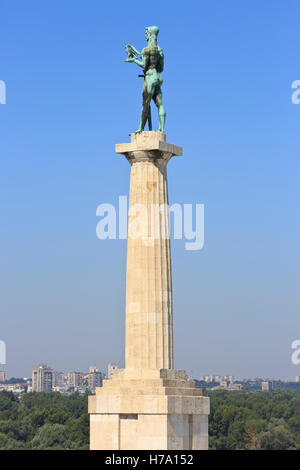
left=136, top=81, right=151, bottom=132
left=147, top=106, right=152, bottom=131
left=154, top=89, right=166, bottom=133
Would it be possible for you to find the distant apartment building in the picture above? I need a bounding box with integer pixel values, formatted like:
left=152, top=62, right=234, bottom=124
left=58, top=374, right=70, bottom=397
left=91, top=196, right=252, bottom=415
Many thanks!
left=0, top=371, right=5, bottom=382
left=219, top=380, right=228, bottom=388
left=88, top=366, right=103, bottom=392
left=296, top=376, right=300, bottom=383
left=261, top=381, right=272, bottom=391
left=107, top=363, right=118, bottom=379
left=52, top=371, right=64, bottom=388
left=228, top=383, right=243, bottom=390
left=67, top=371, right=83, bottom=388
left=222, top=375, right=236, bottom=383
left=199, top=375, right=237, bottom=384
left=26, top=378, right=32, bottom=392
left=32, top=364, right=53, bottom=392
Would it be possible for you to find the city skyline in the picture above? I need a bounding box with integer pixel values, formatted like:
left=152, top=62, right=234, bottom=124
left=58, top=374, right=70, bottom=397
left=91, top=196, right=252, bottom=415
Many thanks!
left=2, top=362, right=300, bottom=393
left=1, top=360, right=300, bottom=384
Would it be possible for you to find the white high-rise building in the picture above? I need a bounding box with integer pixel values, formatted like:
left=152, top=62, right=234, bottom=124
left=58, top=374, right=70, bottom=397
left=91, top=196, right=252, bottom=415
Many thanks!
left=107, top=363, right=118, bottom=379
left=67, top=371, right=83, bottom=388
left=88, top=366, right=103, bottom=392
left=53, top=371, right=64, bottom=388
left=32, top=365, right=53, bottom=393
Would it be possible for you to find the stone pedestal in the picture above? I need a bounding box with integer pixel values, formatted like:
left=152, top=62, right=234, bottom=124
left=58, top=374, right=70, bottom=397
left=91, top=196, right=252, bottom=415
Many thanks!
left=89, top=132, right=209, bottom=450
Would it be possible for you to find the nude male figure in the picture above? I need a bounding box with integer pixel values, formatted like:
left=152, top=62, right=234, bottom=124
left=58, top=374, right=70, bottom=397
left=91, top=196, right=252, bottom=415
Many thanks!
left=125, top=26, right=166, bottom=133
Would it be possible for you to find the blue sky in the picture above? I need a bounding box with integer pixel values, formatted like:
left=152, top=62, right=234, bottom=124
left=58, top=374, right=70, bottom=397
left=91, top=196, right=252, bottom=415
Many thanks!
left=0, top=0, right=299, bottom=379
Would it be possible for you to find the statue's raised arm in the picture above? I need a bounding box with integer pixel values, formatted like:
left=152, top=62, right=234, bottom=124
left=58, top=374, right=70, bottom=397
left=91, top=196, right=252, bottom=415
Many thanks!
left=125, top=26, right=166, bottom=134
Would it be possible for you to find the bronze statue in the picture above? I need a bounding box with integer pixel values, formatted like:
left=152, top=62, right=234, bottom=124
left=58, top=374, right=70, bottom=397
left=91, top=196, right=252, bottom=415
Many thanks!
left=125, top=26, right=166, bottom=133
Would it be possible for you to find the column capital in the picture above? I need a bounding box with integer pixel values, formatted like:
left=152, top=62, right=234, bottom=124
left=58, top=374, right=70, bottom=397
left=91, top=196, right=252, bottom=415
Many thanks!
left=115, top=131, right=182, bottom=165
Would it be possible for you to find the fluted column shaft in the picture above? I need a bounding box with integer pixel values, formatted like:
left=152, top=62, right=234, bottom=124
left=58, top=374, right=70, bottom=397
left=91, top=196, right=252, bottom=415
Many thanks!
left=115, top=131, right=182, bottom=370
left=125, top=155, right=173, bottom=369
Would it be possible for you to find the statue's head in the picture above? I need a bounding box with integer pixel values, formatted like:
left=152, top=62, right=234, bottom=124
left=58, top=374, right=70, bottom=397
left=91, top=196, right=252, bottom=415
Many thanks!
left=145, top=26, right=159, bottom=42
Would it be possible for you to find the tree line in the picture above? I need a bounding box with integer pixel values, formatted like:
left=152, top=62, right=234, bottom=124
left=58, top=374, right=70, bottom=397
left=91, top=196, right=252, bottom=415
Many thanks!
left=206, top=389, right=300, bottom=449
left=0, top=391, right=89, bottom=449
left=0, top=389, right=299, bottom=449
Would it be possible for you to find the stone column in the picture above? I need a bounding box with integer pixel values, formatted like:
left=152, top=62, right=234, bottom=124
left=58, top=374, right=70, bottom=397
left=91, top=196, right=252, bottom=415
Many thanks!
left=89, top=131, right=209, bottom=450
left=118, top=131, right=181, bottom=370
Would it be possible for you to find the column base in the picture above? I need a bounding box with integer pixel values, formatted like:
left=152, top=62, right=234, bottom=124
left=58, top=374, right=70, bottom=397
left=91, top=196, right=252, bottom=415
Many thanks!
left=88, top=369, right=209, bottom=450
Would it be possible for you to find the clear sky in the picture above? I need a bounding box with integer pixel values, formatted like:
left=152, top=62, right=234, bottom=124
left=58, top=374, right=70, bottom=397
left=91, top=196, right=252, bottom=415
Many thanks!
left=1, top=0, right=299, bottom=380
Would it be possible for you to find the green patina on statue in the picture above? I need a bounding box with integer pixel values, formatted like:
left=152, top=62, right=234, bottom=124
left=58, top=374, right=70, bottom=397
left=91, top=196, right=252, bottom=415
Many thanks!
left=125, top=26, right=166, bottom=133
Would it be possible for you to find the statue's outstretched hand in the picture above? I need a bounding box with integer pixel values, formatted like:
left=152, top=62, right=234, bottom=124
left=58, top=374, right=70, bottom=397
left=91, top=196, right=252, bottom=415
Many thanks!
left=125, top=58, right=135, bottom=63
left=125, top=44, right=140, bottom=58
